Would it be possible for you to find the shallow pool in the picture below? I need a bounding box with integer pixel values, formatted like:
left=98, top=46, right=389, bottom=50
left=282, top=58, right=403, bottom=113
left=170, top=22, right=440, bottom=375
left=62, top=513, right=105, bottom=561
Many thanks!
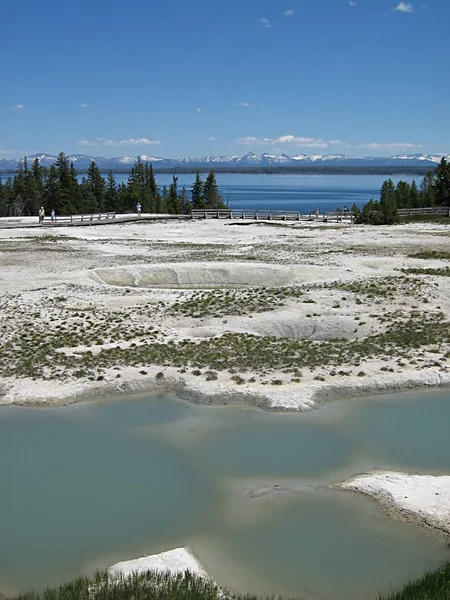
left=1, top=388, right=449, bottom=599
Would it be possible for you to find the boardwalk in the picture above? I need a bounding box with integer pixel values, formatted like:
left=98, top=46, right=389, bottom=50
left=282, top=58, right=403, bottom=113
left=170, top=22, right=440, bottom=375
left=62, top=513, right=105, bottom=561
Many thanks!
left=7, top=206, right=447, bottom=229
left=191, top=208, right=355, bottom=223
left=397, top=206, right=450, bottom=217
left=0, top=213, right=190, bottom=229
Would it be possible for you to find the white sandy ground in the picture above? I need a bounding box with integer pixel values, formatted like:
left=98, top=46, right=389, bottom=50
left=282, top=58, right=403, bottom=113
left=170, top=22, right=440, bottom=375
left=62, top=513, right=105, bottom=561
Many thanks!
left=0, top=218, right=449, bottom=410
left=108, top=547, right=207, bottom=579
left=338, top=471, right=450, bottom=538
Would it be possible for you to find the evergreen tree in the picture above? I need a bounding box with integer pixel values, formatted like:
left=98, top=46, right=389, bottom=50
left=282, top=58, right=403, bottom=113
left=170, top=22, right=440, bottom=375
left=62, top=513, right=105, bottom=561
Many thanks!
left=2, top=177, right=14, bottom=216
left=351, top=203, right=361, bottom=220
left=357, top=180, right=399, bottom=225
left=144, top=163, right=160, bottom=212
left=410, top=180, right=420, bottom=208
left=433, top=157, right=450, bottom=206
left=166, top=176, right=182, bottom=214
left=43, top=165, right=61, bottom=214
left=356, top=199, right=383, bottom=224
left=127, top=157, right=146, bottom=213
left=53, top=152, right=76, bottom=214
left=128, top=157, right=146, bottom=189
left=179, top=185, right=192, bottom=215
left=80, top=181, right=97, bottom=213
left=394, top=180, right=412, bottom=209
left=11, top=159, right=26, bottom=210
left=22, top=157, right=45, bottom=215
left=31, top=158, right=42, bottom=184
left=84, top=161, right=106, bottom=212
left=154, top=186, right=164, bottom=213
left=0, top=177, right=5, bottom=216
left=105, top=170, right=118, bottom=211
left=161, top=185, right=169, bottom=213
left=203, top=170, right=225, bottom=208
left=8, top=156, right=45, bottom=216
left=191, top=171, right=205, bottom=208
left=69, top=162, right=83, bottom=214
left=11, top=193, right=25, bottom=216
left=116, top=182, right=129, bottom=213
left=380, top=178, right=399, bottom=224
left=420, top=172, right=436, bottom=206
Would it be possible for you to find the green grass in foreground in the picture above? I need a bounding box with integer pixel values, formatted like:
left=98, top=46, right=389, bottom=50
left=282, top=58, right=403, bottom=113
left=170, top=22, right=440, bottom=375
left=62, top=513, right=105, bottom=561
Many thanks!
left=7, top=570, right=280, bottom=600
left=377, top=561, right=450, bottom=600
left=6, top=563, right=450, bottom=600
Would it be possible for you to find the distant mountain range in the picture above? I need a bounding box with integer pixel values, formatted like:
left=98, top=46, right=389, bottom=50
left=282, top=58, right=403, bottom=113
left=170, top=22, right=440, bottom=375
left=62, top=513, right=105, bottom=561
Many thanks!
left=0, top=152, right=448, bottom=171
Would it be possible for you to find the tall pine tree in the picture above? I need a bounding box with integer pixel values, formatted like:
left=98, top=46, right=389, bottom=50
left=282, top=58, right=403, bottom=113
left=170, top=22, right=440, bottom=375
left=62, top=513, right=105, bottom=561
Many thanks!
left=105, top=170, right=118, bottom=212
left=179, top=185, right=192, bottom=214
left=420, top=172, right=436, bottom=206
left=203, top=170, right=225, bottom=209
left=166, top=176, right=182, bottom=214
left=191, top=171, right=205, bottom=208
left=84, top=161, right=106, bottom=212
left=433, top=157, right=450, bottom=206
left=380, top=178, right=399, bottom=224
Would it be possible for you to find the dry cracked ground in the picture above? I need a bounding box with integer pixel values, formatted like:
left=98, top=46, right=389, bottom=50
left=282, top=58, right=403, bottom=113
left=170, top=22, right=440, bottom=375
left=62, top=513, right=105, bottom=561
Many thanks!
left=0, top=218, right=449, bottom=409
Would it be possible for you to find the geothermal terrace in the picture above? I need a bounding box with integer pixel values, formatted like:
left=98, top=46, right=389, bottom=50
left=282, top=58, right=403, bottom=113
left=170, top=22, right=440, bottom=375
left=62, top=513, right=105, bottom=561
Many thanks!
left=0, top=217, right=449, bottom=409
left=1, top=217, right=450, bottom=540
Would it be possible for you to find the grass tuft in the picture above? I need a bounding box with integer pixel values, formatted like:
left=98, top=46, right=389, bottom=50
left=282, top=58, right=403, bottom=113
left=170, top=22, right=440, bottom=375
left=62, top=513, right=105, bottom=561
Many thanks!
left=7, top=562, right=450, bottom=600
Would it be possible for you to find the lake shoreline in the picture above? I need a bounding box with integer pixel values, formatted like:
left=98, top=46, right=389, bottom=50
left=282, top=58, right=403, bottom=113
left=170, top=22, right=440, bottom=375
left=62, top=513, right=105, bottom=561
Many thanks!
left=336, top=471, right=450, bottom=540
left=1, top=363, right=450, bottom=412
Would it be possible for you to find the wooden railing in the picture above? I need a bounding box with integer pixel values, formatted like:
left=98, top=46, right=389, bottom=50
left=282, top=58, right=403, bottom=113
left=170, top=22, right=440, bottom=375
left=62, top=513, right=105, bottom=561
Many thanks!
left=43, top=212, right=116, bottom=224
left=191, top=209, right=233, bottom=219
left=191, top=209, right=355, bottom=222
left=398, top=207, right=450, bottom=217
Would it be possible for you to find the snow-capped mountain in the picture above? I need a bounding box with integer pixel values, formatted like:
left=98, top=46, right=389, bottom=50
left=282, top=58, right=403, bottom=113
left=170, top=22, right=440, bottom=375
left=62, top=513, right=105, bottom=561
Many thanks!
left=0, top=152, right=448, bottom=172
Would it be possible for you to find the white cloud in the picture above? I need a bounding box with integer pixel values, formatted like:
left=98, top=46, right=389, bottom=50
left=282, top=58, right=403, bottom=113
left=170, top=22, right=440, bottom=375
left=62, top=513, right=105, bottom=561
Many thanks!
left=259, top=17, right=272, bottom=28
left=108, top=138, right=161, bottom=146
left=349, top=0, right=356, bottom=6
left=78, top=140, right=99, bottom=147
left=80, top=103, right=90, bottom=108
left=236, top=134, right=330, bottom=148
left=394, top=2, right=414, bottom=12
left=209, top=137, right=217, bottom=141
left=234, top=102, right=254, bottom=108
left=283, top=9, right=294, bottom=16
left=196, top=107, right=203, bottom=112
left=359, top=142, right=422, bottom=150
left=11, top=104, right=24, bottom=110
left=79, top=137, right=161, bottom=147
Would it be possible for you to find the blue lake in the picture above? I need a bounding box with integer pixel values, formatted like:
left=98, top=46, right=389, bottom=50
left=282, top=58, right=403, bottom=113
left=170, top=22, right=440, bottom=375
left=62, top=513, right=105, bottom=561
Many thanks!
left=96, top=173, right=420, bottom=213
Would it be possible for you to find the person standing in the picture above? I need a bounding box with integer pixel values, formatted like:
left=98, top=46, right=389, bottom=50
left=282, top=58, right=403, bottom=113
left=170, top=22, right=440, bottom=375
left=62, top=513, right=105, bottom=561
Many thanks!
left=38, top=207, right=45, bottom=224
left=50, top=209, right=56, bottom=224
left=136, top=202, right=142, bottom=217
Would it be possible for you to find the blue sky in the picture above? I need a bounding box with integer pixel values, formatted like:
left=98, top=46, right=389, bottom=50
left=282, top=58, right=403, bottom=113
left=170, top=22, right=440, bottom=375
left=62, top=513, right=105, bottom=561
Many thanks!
left=2, top=0, right=449, bottom=158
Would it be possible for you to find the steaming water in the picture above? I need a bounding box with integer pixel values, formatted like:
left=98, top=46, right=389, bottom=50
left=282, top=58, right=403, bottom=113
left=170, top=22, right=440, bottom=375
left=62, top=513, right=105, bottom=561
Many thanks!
left=1, top=388, right=449, bottom=599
